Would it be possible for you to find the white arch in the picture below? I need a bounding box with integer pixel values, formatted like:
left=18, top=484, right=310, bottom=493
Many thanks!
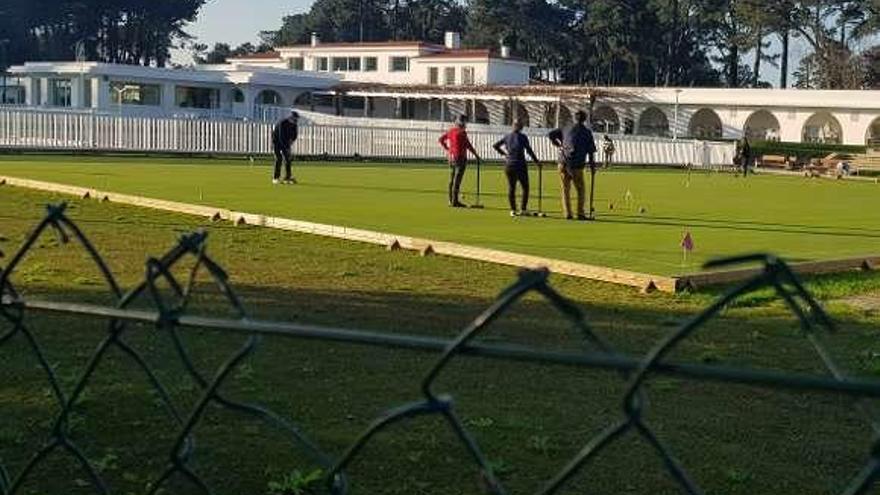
left=592, top=106, right=620, bottom=134
left=743, top=110, right=780, bottom=141
left=515, top=102, right=531, bottom=127
left=545, top=103, right=572, bottom=128
left=802, top=112, right=843, bottom=144
left=688, top=108, right=723, bottom=140
left=638, top=107, right=669, bottom=137
left=865, top=116, right=880, bottom=147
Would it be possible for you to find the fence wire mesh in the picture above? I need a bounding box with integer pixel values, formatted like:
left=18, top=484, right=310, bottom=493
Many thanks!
left=1, top=204, right=879, bottom=495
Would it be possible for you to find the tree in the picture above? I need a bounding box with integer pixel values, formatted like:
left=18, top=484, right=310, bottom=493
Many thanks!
left=1, top=0, right=206, bottom=67
left=864, top=45, right=880, bottom=88
left=788, top=0, right=879, bottom=88
left=261, top=14, right=312, bottom=46
left=387, top=0, right=467, bottom=43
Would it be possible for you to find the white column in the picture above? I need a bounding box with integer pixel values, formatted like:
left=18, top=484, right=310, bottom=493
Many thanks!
left=161, top=82, right=176, bottom=114
left=39, top=78, right=49, bottom=106
left=70, top=77, right=82, bottom=108
left=23, top=78, right=34, bottom=105
left=95, top=78, right=111, bottom=110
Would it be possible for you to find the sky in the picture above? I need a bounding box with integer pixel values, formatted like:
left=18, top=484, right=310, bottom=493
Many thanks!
left=175, top=0, right=840, bottom=87
left=172, top=0, right=312, bottom=64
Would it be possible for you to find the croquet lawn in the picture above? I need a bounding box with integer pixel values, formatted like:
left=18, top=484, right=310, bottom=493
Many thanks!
left=1, top=154, right=878, bottom=275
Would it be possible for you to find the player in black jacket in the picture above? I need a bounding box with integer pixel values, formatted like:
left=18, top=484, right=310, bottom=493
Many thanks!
left=272, top=111, right=299, bottom=184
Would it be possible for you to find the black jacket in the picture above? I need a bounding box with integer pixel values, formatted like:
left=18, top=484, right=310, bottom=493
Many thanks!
left=272, top=118, right=298, bottom=147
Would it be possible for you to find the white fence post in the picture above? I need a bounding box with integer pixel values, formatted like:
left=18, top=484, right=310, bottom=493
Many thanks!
left=0, top=107, right=735, bottom=166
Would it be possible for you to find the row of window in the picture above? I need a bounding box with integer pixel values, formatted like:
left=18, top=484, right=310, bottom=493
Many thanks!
left=428, top=66, right=475, bottom=86
left=109, top=82, right=221, bottom=109
left=288, top=56, right=411, bottom=73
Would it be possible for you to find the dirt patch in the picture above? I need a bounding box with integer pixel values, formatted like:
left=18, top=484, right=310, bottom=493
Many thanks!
left=840, top=292, right=880, bottom=312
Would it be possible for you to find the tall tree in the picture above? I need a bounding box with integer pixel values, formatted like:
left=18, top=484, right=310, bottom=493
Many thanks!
left=465, top=0, right=570, bottom=82
left=1, top=0, right=206, bottom=67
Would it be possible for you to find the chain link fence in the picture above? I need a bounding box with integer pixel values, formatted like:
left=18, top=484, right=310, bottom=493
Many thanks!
left=1, top=204, right=879, bottom=495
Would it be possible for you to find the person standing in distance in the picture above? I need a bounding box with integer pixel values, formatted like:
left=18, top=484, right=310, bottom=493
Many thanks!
left=493, top=119, right=540, bottom=217
left=272, top=110, right=299, bottom=185
left=439, top=115, right=482, bottom=207
left=548, top=110, right=596, bottom=220
left=738, top=136, right=752, bottom=177
left=602, top=135, right=616, bottom=169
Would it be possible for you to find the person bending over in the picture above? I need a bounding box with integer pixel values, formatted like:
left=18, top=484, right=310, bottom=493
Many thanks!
left=494, top=119, right=540, bottom=217
left=271, top=110, right=299, bottom=185
left=439, top=115, right=482, bottom=207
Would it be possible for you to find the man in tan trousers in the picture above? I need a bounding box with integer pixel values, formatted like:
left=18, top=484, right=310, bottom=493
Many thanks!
left=548, top=110, right=597, bottom=220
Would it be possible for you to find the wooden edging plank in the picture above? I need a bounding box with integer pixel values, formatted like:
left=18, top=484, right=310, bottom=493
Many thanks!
left=2, top=175, right=675, bottom=292
left=7, top=175, right=873, bottom=293
left=679, top=256, right=880, bottom=289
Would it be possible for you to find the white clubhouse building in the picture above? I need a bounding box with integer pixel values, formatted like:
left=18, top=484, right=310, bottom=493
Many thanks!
left=3, top=32, right=880, bottom=147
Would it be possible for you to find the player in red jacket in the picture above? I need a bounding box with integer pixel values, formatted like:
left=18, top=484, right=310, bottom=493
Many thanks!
left=439, top=115, right=482, bottom=207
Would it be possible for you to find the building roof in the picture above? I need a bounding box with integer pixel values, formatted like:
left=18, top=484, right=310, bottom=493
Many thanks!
left=414, top=48, right=530, bottom=64
left=228, top=51, right=282, bottom=61
left=9, top=61, right=340, bottom=89
left=333, top=82, right=601, bottom=101
left=278, top=41, right=445, bottom=50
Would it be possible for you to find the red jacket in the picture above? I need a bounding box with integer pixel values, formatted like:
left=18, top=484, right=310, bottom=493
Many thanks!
left=439, top=126, right=476, bottom=161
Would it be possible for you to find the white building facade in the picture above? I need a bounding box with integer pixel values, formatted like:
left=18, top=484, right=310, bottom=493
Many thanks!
left=5, top=61, right=339, bottom=119
left=230, top=32, right=531, bottom=87
left=2, top=31, right=879, bottom=148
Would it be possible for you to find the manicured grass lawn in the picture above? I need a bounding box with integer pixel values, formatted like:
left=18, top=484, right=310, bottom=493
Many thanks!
left=1, top=185, right=880, bottom=494
left=1, top=154, right=878, bottom=276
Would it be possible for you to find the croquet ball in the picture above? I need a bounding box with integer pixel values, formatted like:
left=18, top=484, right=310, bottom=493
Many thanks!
left=639, top=207, right=647, bottom=214
left=608, top=202, right=614, bottom=210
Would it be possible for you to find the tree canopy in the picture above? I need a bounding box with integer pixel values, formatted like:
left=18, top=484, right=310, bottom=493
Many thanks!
left=0, top=0, right=205, bottom=67
left=3, top=0, right=879, bottom=89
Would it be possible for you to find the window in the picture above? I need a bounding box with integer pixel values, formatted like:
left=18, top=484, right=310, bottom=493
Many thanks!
left=110, top=82, right=161, bottom=106
left=428, top=67, right=439, bottom=85
left=257, top=90, right=283, bottom=106
left=315, top=57, right=329, bottom=71
left=175, top=86, right=219, bottom=109
left=443, top=67, right=455, bottom=85
left=289, top=57, right=304, bottom=70
left=50, top=79, right=72, bottom=107
left=390, top=57, right=410, bottom=72
left=331, top=57, right=362, bottom=72
left=462, top=67, right=475, bottom=85
left=343, top=96, right=365, bottom=110
left=332, top=57, right=348, bottom=71
left=0, top=85, right=25, bottom=104
left=364, top=57, right=378, bottom=71
left=232, top=89, right=245, bottom=103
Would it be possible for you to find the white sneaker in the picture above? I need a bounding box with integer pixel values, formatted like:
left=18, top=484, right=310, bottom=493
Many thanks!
left=285, top=177, right=298, bottom=185
left=510, top=210, right=518, bottom=217
left=272, top=179, right=280, bottom=185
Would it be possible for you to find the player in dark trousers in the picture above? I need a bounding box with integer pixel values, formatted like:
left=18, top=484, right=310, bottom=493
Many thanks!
left=738, top=136, right=752, bottom=177
left=271, top=110, right=299, bottom=185
left=439, top=115, right=482, bottom=207
left=493, top=119, right=540, bottom=217
left=548, top=110, right=596, bottom=220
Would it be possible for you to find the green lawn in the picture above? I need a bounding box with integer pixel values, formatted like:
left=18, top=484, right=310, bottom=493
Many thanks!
left=1, top=186, right=880, bottom=495
left=1, top=155, right=878, bottom=276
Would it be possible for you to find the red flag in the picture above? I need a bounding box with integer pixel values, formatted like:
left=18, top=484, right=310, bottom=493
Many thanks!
left=681, top=232, right=694, bottom=252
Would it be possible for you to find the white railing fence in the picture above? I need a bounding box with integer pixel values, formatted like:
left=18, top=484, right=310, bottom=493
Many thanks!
left=0, top=108, right=735, bottom=166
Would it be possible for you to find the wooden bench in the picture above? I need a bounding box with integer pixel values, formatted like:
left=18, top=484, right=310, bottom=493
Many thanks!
left=758, top=154, right=795, bottom=169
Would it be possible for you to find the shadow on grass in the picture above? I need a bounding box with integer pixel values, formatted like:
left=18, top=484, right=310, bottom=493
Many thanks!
left=2, top=282, right=878, bottom=495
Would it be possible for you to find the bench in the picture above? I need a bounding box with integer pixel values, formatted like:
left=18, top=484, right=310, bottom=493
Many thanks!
left=758, top=154, right=795, bottom=169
